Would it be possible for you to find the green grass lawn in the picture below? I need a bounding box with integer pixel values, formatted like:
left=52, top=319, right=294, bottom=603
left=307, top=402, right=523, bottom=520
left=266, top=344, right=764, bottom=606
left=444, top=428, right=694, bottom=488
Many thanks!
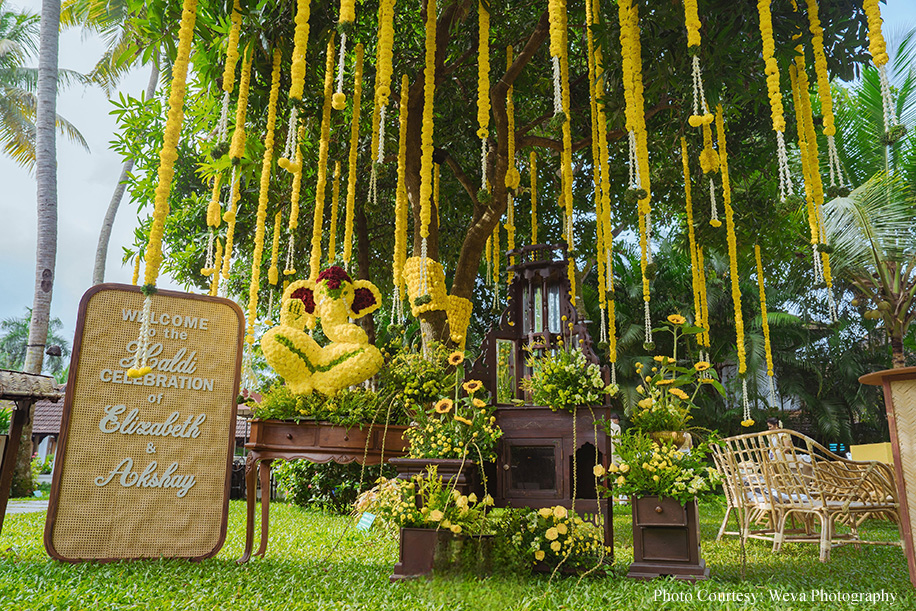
left=0, top=497, right=911, bottom=610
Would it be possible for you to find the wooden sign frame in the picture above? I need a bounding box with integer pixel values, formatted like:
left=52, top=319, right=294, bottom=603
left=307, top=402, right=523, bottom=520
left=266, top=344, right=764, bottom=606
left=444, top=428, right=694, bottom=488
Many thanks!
left=45, top=284, right=243, bottom=563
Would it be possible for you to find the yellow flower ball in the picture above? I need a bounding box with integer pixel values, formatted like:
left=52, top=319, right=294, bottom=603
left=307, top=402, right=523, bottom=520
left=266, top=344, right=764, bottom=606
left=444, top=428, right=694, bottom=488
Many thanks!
left=332, top=92, right=346, bottom=110
left=710, top=219, right=722, bottom=228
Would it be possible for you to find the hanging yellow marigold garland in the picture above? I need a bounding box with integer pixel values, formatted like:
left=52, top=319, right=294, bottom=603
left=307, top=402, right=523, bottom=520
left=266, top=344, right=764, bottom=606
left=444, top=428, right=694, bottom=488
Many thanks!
left=416, top=0, right=438, bottom=302
left=863, top=0, right=904, bottom=143
left=129, top=0, right=198, bottom=378
left=309, top=36, right=337, bottom=280
left=476, top=1, right=490, bottom=191
left=342, top=44, right=364, bottom=269
left=368, top=0, right=396, bottom=209
left=716, top=108, right=751, bottom=427
left=755, top=244, right=777, bottom=407
left=529, top=151, right=538, bottom=245
left=756, top=0, right=794, bottom=201
left=505, top=46, right=516, bottom=286
left=332, top=0, right=356, bottom=111
left=392, top=74, right=410, bottom=321
left=805, top=0, right=846, bottom=189
left=618, top=0, right=653, bottom=348
left=245, top=48, right=282, bottom=348
left=329, top=161, right=341, bottom=262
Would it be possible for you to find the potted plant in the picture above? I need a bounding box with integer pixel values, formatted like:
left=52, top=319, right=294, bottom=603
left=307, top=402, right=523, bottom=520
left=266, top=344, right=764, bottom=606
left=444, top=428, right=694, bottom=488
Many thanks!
left=628, top=315, right=725, bottom=448
left=390, top=349, right=502, bottom=497
left=596, top=430, right=721, bottom=581
left=355, top=465, right=494, bottom=580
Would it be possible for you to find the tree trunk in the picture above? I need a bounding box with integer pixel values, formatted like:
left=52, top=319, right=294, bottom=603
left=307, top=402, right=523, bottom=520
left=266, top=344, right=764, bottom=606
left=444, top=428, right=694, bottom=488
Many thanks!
left=92, top=58, right=160, bottom=285
left=891, top=334, right=906, bottom=369
left=16, top=0, right=61, bottom=497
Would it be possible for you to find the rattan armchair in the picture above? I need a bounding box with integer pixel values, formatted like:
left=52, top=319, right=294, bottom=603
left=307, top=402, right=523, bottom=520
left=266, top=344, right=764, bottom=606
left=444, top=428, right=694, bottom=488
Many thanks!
left=713, top=429, right=900, bottom=561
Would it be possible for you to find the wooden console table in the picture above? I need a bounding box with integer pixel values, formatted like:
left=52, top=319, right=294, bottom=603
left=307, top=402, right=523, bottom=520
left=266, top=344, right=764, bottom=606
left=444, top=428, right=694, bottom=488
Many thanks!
left=240, top=419, right=408, bottom=562
left=0, top=370, right=62, bottom=535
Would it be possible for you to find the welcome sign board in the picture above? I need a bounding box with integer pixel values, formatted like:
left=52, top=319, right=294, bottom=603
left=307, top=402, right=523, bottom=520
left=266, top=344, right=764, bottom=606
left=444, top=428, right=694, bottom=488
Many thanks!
left=45, top=284, right=243, bottom=562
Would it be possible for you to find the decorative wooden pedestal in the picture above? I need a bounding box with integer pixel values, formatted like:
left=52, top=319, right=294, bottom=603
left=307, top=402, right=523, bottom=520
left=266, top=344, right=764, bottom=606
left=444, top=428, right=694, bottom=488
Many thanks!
left=240, top=419, right=408, bottom=562
left=628, top=496, right=709, bottom=581
left=391, top=527, right=452, bottom=581
left=861, top=367, right=916, bottom=588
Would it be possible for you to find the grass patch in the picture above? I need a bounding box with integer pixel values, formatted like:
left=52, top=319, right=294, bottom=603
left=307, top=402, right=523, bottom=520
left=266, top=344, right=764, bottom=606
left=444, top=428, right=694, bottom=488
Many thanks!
left=0, top=497, right=911, bottom=610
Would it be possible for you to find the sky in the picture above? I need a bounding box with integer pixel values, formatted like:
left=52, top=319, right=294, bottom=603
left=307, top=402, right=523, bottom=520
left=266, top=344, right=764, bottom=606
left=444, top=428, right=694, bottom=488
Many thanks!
left=1, top=0, right=916, bottom=355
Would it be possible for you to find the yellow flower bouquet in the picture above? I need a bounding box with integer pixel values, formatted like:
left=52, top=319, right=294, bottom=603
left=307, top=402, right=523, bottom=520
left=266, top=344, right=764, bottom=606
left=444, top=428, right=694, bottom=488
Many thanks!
left=496, top=505, right=609, bottom=571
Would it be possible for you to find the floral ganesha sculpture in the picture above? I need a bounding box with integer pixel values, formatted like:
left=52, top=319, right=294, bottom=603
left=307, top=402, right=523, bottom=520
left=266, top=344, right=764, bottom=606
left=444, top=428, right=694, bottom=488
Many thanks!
left=262, top=267, right=384, bottom=395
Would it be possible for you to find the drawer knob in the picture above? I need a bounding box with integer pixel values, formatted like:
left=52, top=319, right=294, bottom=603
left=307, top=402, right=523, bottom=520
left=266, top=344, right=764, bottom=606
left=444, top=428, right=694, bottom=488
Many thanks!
left=344, top=436, right=349, bottom=441
left=655, top=506, right=663, bottom=514
left=286, top=433, right=293, bottom=440
left=503, top=464, right=510, bottom=471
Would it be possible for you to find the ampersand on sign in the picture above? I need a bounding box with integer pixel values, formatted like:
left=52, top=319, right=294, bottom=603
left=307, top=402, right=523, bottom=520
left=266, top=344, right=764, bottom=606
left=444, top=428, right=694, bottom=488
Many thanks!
left=146, top=442, right=156, bottom=454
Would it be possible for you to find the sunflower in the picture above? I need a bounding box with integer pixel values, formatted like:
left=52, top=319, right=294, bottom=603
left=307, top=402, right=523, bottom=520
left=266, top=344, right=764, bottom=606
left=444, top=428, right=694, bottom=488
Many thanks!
left=434, top=398, right=453, bottom=413
left=463, top=380, right=483, bottom=393
left=667, top=314, right=686, bottom=325
left=448, top=351, right=465, bottom=366
left=669, top=387, right=689, bottom=400
left=694, top=361, right=711, bottom=372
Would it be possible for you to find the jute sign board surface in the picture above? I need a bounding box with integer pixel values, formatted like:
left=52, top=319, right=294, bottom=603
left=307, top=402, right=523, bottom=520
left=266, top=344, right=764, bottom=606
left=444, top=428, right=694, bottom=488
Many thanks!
left=45, top=284, right=243, bottom=562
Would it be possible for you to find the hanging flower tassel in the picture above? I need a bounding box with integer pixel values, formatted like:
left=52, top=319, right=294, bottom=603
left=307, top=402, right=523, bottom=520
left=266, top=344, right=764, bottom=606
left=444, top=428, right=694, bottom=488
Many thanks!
left=416, top=0, right=438, bottom=305
left=740, top=378, right=754, bottom=427
left=476, top=2, right=490, bottom=191
left=863, top=0, right=906, bottom=144
left=309, top=36, right=338, bottom=280
left=393, top=75, right=410, bottom=319
left=342, top=44, right=364, bottom=270
left=756, top=244, right=777, bottom=408
left=757, top=0, right=793, bottom=202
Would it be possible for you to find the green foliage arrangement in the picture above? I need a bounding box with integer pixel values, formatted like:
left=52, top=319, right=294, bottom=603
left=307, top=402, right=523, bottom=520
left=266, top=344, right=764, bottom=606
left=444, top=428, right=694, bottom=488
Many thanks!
left=355, top=466, right=493, bottom=535
left=597, top=430, right=721, bottom=505
left=521, top=342, right=617, bottom=413
left=252, top=383, right=407, bottom=428
left=404, top=350, right=502, bottom=462
left=378, top=344, right=456, bottom=412
left=496, top=506, right=608, bottom=571
left=0, top=405, right=10, bottom=435
left=628, top=315, right=725, bottom=433
left=273, top=460, right=393, bottom=514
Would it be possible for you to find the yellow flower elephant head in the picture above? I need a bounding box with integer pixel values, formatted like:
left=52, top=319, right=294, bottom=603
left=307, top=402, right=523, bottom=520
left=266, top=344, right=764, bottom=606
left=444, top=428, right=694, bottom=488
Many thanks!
left=263, top=267, right=384, bottom=395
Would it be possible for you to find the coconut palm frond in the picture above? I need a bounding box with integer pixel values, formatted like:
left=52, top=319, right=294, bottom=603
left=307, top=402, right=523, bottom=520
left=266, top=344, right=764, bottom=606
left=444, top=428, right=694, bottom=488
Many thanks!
left=824, top=173, right=914, bottom=273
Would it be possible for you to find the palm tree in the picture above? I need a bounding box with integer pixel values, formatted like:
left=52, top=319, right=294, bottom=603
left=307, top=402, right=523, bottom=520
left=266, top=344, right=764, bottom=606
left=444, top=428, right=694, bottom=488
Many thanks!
left=0, top=308, right=70, bottom=376
left=17, top=0, right=62, bottom=497
left=60, top=0, right=163, bottom=284
left=825, top=28, right=916, bottom=370
left=0, top=0, right=88, bottom=168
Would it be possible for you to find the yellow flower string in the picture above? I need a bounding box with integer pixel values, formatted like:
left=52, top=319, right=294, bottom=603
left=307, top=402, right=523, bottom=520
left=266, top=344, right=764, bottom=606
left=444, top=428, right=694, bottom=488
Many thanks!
left=717, top=111, right=749, bottom=423
left=596, top=0, right=616, bottom=376
left=342, top=44, right=364, bottom=269
left=696, top=245, right=710, bottom=350
left=279, top=0, right=311, bottom=174
left=434, top=162, right=440, bottom=227
left=491, top=217, right=500, bottom=306
left=131, top=255, right=141, bottom=286
left=477, top=1, right=490, bottom=189
left=586, top=0, right=602, bottom=318
left=791, top=56, right=837, bottom=320
left=618, top=0, right=652, bottom=346
left=392, top=74, right=410, bottom=322
left=209, top=239, right=222, bottom=297
left=863, top=0, right=899, bottom=138
left=283, top=122, right=306, bottom=277
left=681, top=137, right=703, bottom=343
left=309, top=36, right=337, bottom=280
left=333, top=0, right=356, bottom=110
left=266, top=210, right=282, bottom=324
left=529, top=151, right=538, bottom=244
left=369, top=0, right=396, bottom=208
left=245, top=48, right=282, bottom=349
left=219, top=48, right=253, bottom=298
left=505, top=46, right=516, bottom=286
left=756, top=0, right=793, bottom=201
left=130, top=0, right=198, bottom=378
left=549, top=0, right=575, bottom=306
left=755, top=244, right=777, bottom=406
left=805, top=0, right=845, bottom=187
left=214, top=0, right=242, bottom=145
left=417, top=0, right=438, bottom=300
left=328, top=161, right=341, bottom=262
